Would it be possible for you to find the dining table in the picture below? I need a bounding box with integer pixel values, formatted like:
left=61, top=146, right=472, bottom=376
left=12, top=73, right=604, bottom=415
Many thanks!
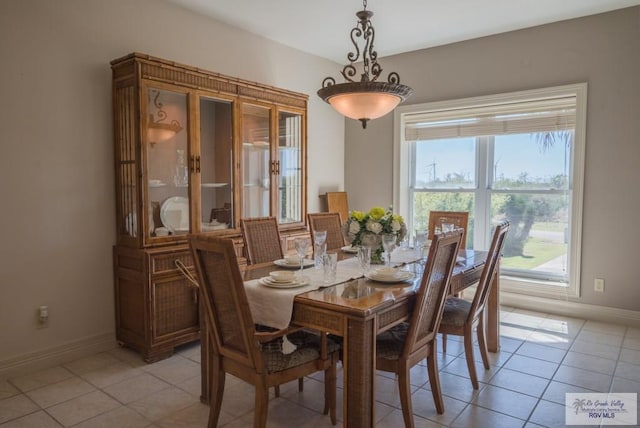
left=199, top=248, right=499, bottom=428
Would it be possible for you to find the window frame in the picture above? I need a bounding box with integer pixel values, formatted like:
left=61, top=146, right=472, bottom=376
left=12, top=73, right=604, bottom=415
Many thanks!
left=393, top=83, right=587, bottom=298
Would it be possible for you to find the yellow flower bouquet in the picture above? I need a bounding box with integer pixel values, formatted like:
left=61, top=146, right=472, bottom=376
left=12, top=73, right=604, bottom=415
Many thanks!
left=342, top=206, right=407, bottom=263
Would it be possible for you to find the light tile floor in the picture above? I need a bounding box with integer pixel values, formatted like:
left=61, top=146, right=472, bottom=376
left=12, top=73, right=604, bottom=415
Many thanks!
left=1, top=306, right=639, bottom=427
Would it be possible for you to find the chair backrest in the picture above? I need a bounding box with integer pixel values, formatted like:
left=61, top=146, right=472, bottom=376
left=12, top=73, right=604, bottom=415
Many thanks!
left=189, top=235, right=262, bottom=371
left=308, top=212, right=345, bottom=251
left=325, top=192, right=349, bottom=223
left=403, top=229, right=463, bottom=357
left=468, top=221, right=510, bottom=322
left=210, top=206, right=232, bottom=225
left=428, top=211, right=469, bottom=249
left=240, top=216, right=284, bottom=265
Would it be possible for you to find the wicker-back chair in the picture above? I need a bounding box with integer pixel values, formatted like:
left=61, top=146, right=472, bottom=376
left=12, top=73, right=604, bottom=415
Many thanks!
left=240, top=216, right=284, bottom=265
left=439, top=221, right=510, bottom=389
left=189, top=235, right=340, bottom=427
left=376, top=229, right=463, bottom=426
left=428, top=210, right=469, bottom=249
left=308, top=212, right=345, bottom=252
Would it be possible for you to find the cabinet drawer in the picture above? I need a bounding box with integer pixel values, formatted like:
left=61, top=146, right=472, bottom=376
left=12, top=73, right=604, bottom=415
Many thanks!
left=151, top=250, right=193, bottom=275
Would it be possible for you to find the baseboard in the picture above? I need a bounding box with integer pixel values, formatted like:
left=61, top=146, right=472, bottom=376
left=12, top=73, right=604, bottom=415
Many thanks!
left=501, top=292, right=640, bottom=328
left=0, top=332, right=117, bottom=380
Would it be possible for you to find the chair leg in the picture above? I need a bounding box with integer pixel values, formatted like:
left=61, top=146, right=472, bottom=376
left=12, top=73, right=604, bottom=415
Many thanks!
left=324, top=360, right=337, bottom=425
left=398, top=363, right=415, bottom=428
left=298, top=377, right=304, bottom=392
left=274, top=385, right=280, bottom=397
left=463, top=325, right=479, bottom=389
left=427, top=343, right=445, bottom=414
left=442, top=333, right=447, bottom=353
left=254, top=379, right=269, bottom=428
left=477, top=314, right=491, bottom=369
left=208, top=355, right=226, bottom=428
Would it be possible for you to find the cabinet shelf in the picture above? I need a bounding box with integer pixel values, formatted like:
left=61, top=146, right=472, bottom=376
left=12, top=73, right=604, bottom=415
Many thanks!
left=201, top=183, right=228, bottom=188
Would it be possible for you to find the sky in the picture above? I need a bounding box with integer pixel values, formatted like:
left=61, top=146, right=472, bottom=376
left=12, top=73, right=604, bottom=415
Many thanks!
left=414, top=134, right=570, bottom=185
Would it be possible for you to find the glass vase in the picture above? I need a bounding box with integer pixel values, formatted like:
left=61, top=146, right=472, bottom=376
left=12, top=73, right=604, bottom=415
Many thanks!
left=360, top=232, right=384, bottom=264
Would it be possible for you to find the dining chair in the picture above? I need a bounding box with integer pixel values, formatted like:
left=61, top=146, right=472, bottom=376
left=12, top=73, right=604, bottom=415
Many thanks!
left=240, top=216, right=306, bottom=395
left=427, top=211, right=469, bottom=249
left=439, top=221, right=510, bottom=389
left=325, top=191, right=349, bottom=223
left=376, top=229, right=463, bottom=426
left=308, top=212, right=345, bottom=252
left=189, top=235, right=340, bottom=427
left=240, top=216, right=284, bottom=265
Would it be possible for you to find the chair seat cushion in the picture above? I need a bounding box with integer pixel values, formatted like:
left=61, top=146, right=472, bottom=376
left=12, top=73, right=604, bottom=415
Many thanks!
left=441, top=297, right=471, bottom=328
left=261, top=330, right=340, bottom=373
left=376, top=322, right=409, bottom=361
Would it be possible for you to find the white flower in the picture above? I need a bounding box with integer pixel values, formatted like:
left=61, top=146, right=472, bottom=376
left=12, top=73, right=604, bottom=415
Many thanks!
left=391, top=220, right=401, bottom=232
left=349, top=221, right=361, bottom=235
left=367, top=221, right=383, bottom=234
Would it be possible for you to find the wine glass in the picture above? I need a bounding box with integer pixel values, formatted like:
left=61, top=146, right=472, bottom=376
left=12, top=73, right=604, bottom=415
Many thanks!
left=314, top=230, right=327, bottom=269
left=357, top=246, right=371, bottom=276
left=294, top=237, right=311, bottom=279
left=381, top=233, right=397, bottom=268
left=442, top=223, right=455, bottom=233
left=414, top=229, right=428, bottom=258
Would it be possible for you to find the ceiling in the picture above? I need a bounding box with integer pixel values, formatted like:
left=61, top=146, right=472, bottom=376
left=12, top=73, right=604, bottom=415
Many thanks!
left=166, top=0, right=640, bottom=63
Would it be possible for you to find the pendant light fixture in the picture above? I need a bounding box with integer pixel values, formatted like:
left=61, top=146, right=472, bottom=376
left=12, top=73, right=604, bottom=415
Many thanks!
left=317, top=0, right=412, bottom=128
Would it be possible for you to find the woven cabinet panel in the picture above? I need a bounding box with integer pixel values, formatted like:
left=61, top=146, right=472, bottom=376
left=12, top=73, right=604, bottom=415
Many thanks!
left=152, top=277, right=199, bottom=338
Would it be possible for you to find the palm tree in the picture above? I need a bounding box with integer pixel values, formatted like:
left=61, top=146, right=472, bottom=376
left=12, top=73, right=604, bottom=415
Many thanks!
left=572, top=398, right=587, bottom=415
left=534, top=129, right=573, bottom=152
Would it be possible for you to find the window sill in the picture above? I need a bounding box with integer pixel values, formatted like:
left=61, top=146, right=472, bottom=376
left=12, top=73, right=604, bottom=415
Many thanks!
left=501, top=275, right=578, bottom=299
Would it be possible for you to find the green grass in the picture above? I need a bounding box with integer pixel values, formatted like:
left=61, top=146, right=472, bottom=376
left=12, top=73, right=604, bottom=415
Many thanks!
left=502, top=237, right=566, bottom=270
left=531, top=222, right=566, bottom=232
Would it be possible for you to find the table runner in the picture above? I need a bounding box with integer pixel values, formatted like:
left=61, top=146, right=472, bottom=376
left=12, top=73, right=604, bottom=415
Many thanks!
left=244, top=257, right=363, bottom=329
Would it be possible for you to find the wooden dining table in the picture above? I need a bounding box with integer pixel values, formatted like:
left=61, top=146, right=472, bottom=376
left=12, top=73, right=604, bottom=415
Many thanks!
left=199, top=249, right=499, bottom=428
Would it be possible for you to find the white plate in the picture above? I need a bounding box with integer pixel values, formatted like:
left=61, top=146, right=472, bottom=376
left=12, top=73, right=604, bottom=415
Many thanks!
left=160, top=196, right=189, bottom=233
left=365, top=270, right=415, bottom=283
left=259, top=277, right=309, bottom=289
left=456, top=255, right=466, bottom=264
left=274, top=259, right=315, bottom=269
left=262, top=276, right=296, bottom=285
left=341, top=245, right=358, bottom=254
left=201, top=183, right=228, bottom=188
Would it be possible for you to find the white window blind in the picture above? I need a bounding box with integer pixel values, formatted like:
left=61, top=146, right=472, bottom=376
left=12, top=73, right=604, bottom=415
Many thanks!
left=404, top=96, right=576, bottom=141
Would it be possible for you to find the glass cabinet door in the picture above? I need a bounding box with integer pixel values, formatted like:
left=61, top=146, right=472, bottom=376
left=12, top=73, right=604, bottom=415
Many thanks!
left=145, top=87, right=189, bottom=239
left=241, top=104, right=271, bottom=219
left=198, top=96, right=234, bottom=231
left=277, top=110, right=303, bottom=224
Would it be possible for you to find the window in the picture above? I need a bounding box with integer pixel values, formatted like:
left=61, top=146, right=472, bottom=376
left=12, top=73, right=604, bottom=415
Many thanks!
left=393, top=84, right=587, bottom=297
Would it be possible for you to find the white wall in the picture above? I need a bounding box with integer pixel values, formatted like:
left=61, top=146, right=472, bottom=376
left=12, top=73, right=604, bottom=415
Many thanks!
left=345, top=7, right=640, bottom=311
left=0, top=0, right=344, bottom=370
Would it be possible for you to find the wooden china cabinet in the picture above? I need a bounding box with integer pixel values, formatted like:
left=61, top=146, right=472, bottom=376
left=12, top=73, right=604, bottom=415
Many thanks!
left=111, top=53, right=308, bottom=362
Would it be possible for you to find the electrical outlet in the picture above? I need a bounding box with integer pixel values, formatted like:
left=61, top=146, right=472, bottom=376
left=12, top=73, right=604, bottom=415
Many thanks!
left=37, top=305, right=49, bottom=328
left=594, top=278, right=605, bottom=293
